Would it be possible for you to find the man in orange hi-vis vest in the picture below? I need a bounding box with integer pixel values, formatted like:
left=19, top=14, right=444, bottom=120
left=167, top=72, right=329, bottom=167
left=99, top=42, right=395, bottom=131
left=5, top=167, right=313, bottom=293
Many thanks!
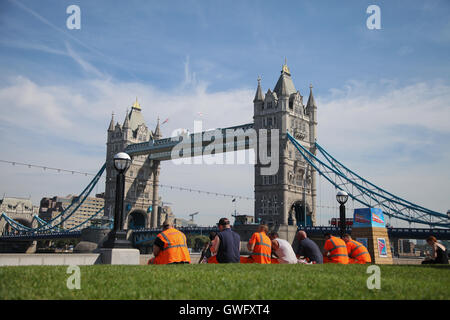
left=241, top=224, right=272, bottom=264
left=323, top=233, right=349, bottom=264
left=343, top=234, right=371, bottom=264
left=149, top=218, right=191, bottom=265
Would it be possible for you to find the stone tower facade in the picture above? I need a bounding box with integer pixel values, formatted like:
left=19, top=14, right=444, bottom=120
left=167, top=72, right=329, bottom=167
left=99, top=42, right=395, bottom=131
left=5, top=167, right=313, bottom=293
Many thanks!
left=253, top=63, right=317, bottom=227
left=105, top=99, right=162, bottom=229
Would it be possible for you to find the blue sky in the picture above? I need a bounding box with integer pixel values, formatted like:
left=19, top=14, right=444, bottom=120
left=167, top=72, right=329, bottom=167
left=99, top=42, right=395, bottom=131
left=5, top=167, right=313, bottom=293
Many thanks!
left=0, top=0, right=449, bottom=226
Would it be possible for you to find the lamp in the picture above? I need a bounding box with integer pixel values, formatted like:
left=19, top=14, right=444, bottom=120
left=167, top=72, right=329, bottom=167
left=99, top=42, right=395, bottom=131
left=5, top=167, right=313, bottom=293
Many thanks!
left=103, top=152, right=132, bottom=248
left=336, top=190, right=349, bottom=238
left=336, top=190, right=349, bottom=205
left=113, top=152, right=131, bottom=172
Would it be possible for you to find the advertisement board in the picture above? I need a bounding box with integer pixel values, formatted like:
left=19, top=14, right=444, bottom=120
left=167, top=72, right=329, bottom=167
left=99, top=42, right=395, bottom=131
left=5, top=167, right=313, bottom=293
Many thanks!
left=353, top=208, right=386, bottom=228
left=377, top=238, right=388, bottom=257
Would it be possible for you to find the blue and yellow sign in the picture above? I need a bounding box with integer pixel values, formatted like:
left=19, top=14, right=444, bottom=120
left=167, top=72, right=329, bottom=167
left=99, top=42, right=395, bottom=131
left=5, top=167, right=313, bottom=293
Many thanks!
left=353, top=208, right=386, bottom=228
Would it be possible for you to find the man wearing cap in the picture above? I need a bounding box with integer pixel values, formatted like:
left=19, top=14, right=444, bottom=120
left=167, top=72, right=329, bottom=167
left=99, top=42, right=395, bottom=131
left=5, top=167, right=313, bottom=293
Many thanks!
left=211, top=218, right=241, bottom=263
left=150, top=217, right=191, bottom=265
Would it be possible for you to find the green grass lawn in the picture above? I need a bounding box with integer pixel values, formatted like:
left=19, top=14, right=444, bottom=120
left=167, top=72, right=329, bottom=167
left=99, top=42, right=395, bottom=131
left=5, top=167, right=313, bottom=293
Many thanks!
left=0, top=264, right=449, bottom=300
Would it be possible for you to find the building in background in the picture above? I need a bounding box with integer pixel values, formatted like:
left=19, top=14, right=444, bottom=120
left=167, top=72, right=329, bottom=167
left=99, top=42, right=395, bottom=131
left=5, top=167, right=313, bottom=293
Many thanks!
left=174, top=217, right=197, bottom=228
left=0, top=197, right=39, bottom=233
left=105, top=98, right=162, bottom=229
left=39, top=194, right=105, bottom=231
left=234, top=215, right=254, bottom=226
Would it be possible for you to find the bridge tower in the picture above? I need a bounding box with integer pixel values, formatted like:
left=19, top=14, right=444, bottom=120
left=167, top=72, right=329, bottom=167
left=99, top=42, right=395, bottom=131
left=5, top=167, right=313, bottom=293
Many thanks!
left=105, top=98, right=161, bottom=229
left=253, top=62, right=317, bottom=227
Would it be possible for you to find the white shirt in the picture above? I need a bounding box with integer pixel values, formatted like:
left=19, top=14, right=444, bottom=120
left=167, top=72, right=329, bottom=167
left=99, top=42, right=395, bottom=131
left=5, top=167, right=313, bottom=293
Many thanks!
left=274, top=238, right=298, bottom=264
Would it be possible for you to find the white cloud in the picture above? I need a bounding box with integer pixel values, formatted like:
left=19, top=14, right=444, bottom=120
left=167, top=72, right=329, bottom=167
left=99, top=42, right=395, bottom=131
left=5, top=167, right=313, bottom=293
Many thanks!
left=318, top=79, right=450, bottom=222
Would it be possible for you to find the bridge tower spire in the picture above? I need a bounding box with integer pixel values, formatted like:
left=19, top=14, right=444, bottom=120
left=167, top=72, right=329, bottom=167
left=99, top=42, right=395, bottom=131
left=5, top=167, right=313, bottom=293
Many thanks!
left=108, top=112, right=115, bottom=131
left=254, top=62, right=317, bottom=228
left=104, top=98, right=159, bottom=230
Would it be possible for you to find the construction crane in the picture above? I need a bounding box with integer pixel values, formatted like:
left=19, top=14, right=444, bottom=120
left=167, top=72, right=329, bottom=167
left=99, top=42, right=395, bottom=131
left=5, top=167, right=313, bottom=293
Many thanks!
left=189, top=211, right=199, bottom=222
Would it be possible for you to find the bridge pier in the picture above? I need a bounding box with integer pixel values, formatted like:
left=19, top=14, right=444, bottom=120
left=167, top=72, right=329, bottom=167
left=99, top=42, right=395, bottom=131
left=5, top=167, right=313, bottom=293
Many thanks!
left=73, top=228, right=110, bottom=253
left=351, top=227, right=393, bottom=264
left=233, top=224, right=299, bottom=255
left=150, top=161, right=161, bottom=228
left=0, top=240, right=36, bottom=253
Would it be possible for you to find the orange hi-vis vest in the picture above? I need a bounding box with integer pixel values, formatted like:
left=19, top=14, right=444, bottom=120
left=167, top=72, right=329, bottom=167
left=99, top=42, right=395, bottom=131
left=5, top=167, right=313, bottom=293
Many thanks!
left=154, top=228, right=191, bottom=264
left=250, top=232, right=272, bottom=264
left=346, top=239, right=371, bottom=264
left=324, top=236, right=349, bottom=264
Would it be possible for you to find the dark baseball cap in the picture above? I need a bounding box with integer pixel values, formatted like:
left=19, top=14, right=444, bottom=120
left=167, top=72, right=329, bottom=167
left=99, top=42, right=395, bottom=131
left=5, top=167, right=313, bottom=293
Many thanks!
left=217, top=218, right=230, bottom=226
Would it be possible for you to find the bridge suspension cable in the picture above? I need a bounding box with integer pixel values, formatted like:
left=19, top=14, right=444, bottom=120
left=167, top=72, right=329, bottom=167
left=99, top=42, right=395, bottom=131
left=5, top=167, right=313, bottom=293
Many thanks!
left=0, top=159, right=100, bottom=177
left=1, top=207, right=104, bottom=235
left=158, top=183, right=253, bottom=201
left=287, top=133, right=449, bottom=228
left=0, top=163, right=106, bottom=233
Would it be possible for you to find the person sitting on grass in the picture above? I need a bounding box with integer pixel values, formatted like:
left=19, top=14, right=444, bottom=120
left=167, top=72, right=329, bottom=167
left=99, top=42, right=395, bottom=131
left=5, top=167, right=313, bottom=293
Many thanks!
left=342, top=234, right=372, bottom=264
left=210, top=217, right=241, bottom=263
left=323, top=233, right=348, bottom=264
left=199, top=231, right=218, bottom=264
left=148, top=217, right=191, bottom=265
left=295, top=231, right=323, bottom=264
left=422, top=236, right=449, bottom=265
left=241, top=224, right=272, bottom=264
left=268, top=231, right=298, bottom=264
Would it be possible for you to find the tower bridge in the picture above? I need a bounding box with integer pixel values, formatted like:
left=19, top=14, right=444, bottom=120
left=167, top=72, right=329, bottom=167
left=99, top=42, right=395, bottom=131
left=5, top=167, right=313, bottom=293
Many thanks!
left=1, top=62, right=448, bottom=251
left=101, top=62, right=319, bottom=231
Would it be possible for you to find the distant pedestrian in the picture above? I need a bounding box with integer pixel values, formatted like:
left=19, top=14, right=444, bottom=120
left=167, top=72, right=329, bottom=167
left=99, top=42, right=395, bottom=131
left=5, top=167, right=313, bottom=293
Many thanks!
left=211, top=218, right=241, bottom=263
left=295, top=231, right=323, bottom=264
left=422, top=236, right=449, bottom=265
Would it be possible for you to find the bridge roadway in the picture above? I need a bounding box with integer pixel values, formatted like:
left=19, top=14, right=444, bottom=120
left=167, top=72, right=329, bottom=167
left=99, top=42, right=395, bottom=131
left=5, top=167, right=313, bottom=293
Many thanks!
left=124, top=122, right=255, bottom=160
left=132, top=226, right=450, bottom=245
left=1, top=226, right=449, bottom=243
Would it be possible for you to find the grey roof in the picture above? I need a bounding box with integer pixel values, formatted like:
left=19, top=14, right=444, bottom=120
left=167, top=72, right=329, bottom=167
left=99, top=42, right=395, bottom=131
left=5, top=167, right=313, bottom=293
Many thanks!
left=273, top=68, right=296, bottom=97
left=306, top=86, right=317, bottom=108
left=253, top=78, right=264, bottom=102
left=124, top=107, right=146, bottom=131
left=154, top=118, right=161, bottom=138
left=108, top=113, right=115, bottom=131
left=123, top=109, right=130, bottom=128
left=0, top=197, right=33, bottom=208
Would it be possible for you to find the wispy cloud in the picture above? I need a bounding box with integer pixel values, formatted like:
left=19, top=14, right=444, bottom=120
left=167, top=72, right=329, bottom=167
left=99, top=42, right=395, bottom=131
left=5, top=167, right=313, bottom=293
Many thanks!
left=64, top=42, right=105, bottom=78
left=7, top=0, right=138, bottom=80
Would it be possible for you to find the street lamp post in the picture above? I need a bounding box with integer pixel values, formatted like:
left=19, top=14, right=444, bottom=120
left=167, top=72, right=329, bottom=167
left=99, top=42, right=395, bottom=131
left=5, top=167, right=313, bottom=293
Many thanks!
left=336, top=190, right=349, bottom=238
left=103, top=152, right=133, bottom=249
